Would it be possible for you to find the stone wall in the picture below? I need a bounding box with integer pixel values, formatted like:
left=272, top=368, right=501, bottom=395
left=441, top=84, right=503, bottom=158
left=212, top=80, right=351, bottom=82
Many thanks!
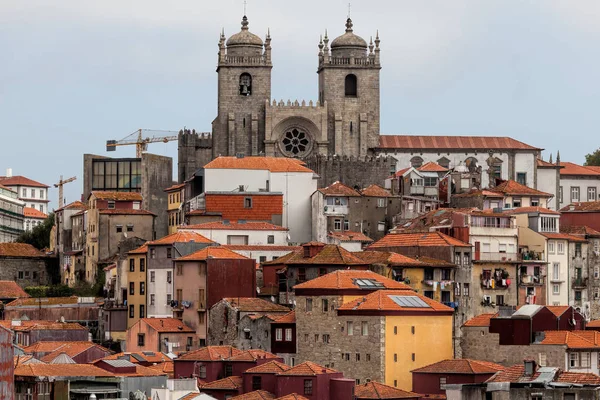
left=141, top=153, right=172, bottom=239
left=295, top=294, right=385, bottom=384
left=305, top=155, right=394, bottom=190
left=588, top=244, right=600, bottom=320
left=0, top=256, right=52, bottom=288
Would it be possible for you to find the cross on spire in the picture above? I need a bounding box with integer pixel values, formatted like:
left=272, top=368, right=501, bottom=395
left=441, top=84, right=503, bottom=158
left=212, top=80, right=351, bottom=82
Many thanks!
left=347, top=3, right=351, bottom=18
left=244, top=0, right=247, bottom=15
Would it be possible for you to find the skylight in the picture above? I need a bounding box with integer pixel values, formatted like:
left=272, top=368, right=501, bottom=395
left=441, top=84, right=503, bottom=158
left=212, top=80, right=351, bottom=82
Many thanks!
left=388, top=295, right=431, bottom=308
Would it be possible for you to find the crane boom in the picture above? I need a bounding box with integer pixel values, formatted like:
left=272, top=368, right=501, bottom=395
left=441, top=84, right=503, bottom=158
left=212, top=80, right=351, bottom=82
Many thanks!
left=54, top=175, right=77, bottom=208
left=106, top=129, right=179, bottom=158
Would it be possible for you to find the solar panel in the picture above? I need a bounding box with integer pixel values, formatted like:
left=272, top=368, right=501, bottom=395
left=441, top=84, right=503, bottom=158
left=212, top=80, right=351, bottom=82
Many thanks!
left=131, top=353, right=145, bottom=362
left=388, top=295, right=431, bottom=308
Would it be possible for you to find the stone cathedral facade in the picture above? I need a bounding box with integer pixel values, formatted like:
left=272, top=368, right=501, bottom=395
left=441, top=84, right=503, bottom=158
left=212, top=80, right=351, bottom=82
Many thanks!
left=178, top=15, right=393, bottom=186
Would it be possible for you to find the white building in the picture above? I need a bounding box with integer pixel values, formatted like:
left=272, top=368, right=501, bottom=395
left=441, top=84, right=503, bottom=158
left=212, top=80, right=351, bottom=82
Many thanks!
left=181, top=221, right=289, bottom=246
left=201, top=156, right=318, bottom=243
left=0, top=183, right=25, bottom=242
left=559, top=162, right=600, bottom=209
left=536, top=158, right=562, bottom=210
left=23, top=207, right=47, bottom=231
left=0, top=171, right=50, bottom=214
left=223, top=244, right=299, bottom=264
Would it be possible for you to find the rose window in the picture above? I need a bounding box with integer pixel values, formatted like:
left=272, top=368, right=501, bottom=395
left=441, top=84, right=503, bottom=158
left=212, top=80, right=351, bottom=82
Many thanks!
left=282, top=129, right=310, bottom=156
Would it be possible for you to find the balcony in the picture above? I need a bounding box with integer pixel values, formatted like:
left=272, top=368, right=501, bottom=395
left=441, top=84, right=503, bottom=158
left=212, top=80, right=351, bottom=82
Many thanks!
left=481, top=272, right=510, bottom=289
left=572, top=277, right=588, bottom=288
left=324, top=205, right=348, bottom=216
left=410, top=186, right=425, bottom=195
left=519, top=274, right=545, bottom=286
left=474, top=252, right=519, bottom=262
left=520, top=251, right=546, bottom=262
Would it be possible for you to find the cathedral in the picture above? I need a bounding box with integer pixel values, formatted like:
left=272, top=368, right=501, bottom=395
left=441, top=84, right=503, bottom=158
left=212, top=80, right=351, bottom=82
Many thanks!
left=178, top=15, right=392, bottom=186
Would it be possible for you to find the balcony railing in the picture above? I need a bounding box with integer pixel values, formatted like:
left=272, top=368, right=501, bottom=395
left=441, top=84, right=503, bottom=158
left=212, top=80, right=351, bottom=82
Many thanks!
left=410, top=186, right=425, bottom=195
left=324, top=205, right=349, bottom=215
left=572, top=277, right=588, bottom=288
left=520, top=274, right=545, bottom=285
left=481, top=273, right=510, bottom=289
left=474, top=252, right=519, bottom=262
left=520, top=251, right=546, bottom=262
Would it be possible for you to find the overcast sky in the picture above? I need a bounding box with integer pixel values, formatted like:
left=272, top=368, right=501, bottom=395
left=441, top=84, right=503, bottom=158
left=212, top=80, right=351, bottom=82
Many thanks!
left=2, top=0, right=600, bottom=210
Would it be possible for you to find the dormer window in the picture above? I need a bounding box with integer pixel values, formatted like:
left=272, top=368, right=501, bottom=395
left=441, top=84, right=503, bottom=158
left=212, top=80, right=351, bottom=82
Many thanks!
left=345, top=74, right=357, bottom=97
left=239, top=73, right=252, bottom=96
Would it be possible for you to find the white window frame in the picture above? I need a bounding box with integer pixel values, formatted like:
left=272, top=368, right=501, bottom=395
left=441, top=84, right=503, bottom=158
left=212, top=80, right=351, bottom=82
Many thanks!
left=334, top=219, right=342, bottom=231
left=285, top=328, right=293, bottom=341
left=548, top=241, right=555, bottom=254
left=275, top=328, right=283, bottom=342
left=553, top=262, right=560, bottom=281
left=377, top=198, right=386, bottom=208
left=558, top=242, right=565, bottom=254
left=589, top=187, right=597, bottom=202
left=571, top=187, right=580, bottom=202
left=553, top=284, right=560, bottom=295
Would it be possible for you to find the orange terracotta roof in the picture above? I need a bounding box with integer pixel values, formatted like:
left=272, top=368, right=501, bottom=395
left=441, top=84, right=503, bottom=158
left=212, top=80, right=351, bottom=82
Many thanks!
left=244, top=360, right=291, bottom=374
left=394, top=167, right=411, bottom=177
left=337, top=289, right=453, bottom=313
left=560, top=162, right=600, bottom=176
left=0, top=243, right=45, bottom=258
left=585, top=166, right=600, bottom=173
left=272, top=311, right=296, bottom=324
left=23, top=207, right=48, bottom=219
left=224, top=245, right=300, bottom=252
left=141, top=318, right=194, bottom=333
left=485, top=364, right=539, bottom=383
left=183, top=221, right=288, bottom=231
left=278, top=361, right=338, bottom=376
left=452, top=189, right=505, bottom=199
left=353, top=251, right=425, bottom=267
left=506, top=206, right=560, bottom=215
left=540, top=233, right=587, bottom=242
left=540, top=331, right=600, bottom=349
left=360, top=184, right=393, bottom=197
left=201, top=376, right=243, bottom=390
left=411, top=359, right=505, bottom=374
left=368, top=231, right=471, bottom=249
left=417, top=162, right=448, bottom=173
left=545, top=306, right=570, bottom=317
left=146, top=360, right=174, bottom=377
left=176, top=246, right=250, bottom=261
left=55, top=200, right=87, bottom=212
left=227, top=349, right=280, bottom=362
left=263, top=244, right=368, bottom=266
left=221, top=298, right=290, bottom=313
left=0, top=281, right=30, bottom=299
left=587, top=319, right=600, bottom=328
left=164, top=183, right=185, bottom=192
left=536, top=158, right=559, bottom=168
left=5, top=296, right=96, bottom=307
left=91, top=191, right=143, bottom=201
left=275, top=395, right=309, bottom=400
left=0, top=320, right=87, bottom=332
left=205, top=156, right=313, bottom=173
left=561, top=225, right=600, bottom=237
left=354, top=381, right=420, bottom=399
left=317, top=181, right=361, bottom=197
left=493, top=180, right=552, bottom=197
left=98, top=208, right=155, bottom=216
left=128, top=244, right=148, bottom=254
left=13, top=355, right=40, bottom=367
left=35, top=342, right=111, bottom=363
left=15, top=363, right=114, bottom=378
left=204, top=192, right=283, bottom=221
left=462, top=313, right=497, bottom=327
left=555, top=371, right=600, bottom=385
left=148, top=231, right=213, bottom=245
left=231, top=391, right=276, bottom=400
left=377, top=135, right=540, bottom=150
left=486, top=364, right=600, bottom=385
left=102, top=351, right=172, bottom=364
left=177, top=346, right=242, bottom=361
left=561, top=201, right=600, bottom=212
left=328, top=231, right=373, bottom=243
left=293, top=270, right=411, bottom=291
left=0, top=176, right=49, bottom=188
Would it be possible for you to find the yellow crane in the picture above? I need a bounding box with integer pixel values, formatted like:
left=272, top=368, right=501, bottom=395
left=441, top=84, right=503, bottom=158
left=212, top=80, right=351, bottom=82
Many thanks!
left=106, top=129, right=179, bottom=158
left=54, top=176, right=77, bottom=208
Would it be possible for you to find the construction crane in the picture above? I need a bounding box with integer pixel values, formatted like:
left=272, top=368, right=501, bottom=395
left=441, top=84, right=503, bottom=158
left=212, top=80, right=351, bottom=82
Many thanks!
left=54, top=175, right=77, bottom=208
left=106, top=129, right=179, bottom=158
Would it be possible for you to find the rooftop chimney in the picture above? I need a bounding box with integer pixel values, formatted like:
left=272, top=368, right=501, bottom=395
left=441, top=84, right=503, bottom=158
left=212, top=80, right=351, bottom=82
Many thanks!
left=5, top=168, right=12, bottom=178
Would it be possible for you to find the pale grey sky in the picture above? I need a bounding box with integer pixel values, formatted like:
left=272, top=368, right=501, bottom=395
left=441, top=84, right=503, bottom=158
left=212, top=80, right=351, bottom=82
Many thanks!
left=2, top=0, right=600, bottom=210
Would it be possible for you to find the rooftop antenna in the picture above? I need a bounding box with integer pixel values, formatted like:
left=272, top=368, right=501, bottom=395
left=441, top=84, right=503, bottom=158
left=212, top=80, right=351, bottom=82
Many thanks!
left=244, top=0, right=247, bottom=15
left=348, top=3, right=351, bottom=18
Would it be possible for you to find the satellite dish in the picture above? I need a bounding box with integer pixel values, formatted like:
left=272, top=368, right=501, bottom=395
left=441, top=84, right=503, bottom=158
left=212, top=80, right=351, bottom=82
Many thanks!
left=270, top=296, right=275, bottom=302
left=256, top=287, right=261, bottom=294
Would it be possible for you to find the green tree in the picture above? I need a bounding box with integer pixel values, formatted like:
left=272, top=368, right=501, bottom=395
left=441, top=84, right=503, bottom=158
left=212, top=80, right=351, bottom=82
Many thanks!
left=585, top=149, right=600, bottom=166
left=16, top=212, right=54, bottom=250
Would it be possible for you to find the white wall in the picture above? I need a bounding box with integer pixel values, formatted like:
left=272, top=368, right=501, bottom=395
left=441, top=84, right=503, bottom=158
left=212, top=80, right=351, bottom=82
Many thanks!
left=182, top=227, right=288, bottom=246
left=559, top=176, right=600, bottom=208
left=546, top=239, right=569, bottom=306
left=227, top=248, right=296, bottom=264
left=5, top=185, right=49, bottom=214
left=514, top=153, right=536, bottom=188
left=537, top=168, right=559, bottom=210
left=147, top=267, right=173, bottom=318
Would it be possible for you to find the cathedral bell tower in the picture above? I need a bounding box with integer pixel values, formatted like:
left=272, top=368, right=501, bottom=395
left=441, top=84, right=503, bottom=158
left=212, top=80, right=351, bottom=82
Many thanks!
left=213, top=16, right=272, bottom=157
left=318, top=18, right=381, bottom=157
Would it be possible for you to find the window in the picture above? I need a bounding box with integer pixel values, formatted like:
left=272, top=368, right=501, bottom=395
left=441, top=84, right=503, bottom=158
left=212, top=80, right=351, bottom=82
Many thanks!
left=539, top=353, right=547, bottom=367
left=377, top=198, right=386, bottom=208
left=140, top=258, right=145, bottom=272
left=304, top=380, right=313, bottom=395
left=150, top=271, right=155, bottom=282
left=176, top=264, right=183, bottom=276
left=455, top=282, right=461, bottom=297
left=559, top=186, right=564, bottom=203
left=167, top=293, right=172, bottom=304
left=137, top=333, right=145, bottom=346
left=167, top=271, right=172, bottom=283
left=108, top=200, right=115, bottom=209
left=276, top=328, right=282, bottom=341
left=334, top=219, right=342, bottom=231
left=259, top=256, right=267, bottom=263
left=306, top=298, right=313, bottom=312
left=516, top=172, right=527, bottom=185
left=441, top=269, right=452, bottom=280
left=129, top=305, right=134, bottom=318
left=345, top=74, right=357, bottom=96
left=322, top=299, right=329, bottom=312
left=531, top=197, right=539, bottom=207
left=239, top=73, right=252, bottom=95
left=319, top=267, right=327, bottom=276
left=140, top=282, right=145, bottom=295
left=377, top=222, right=385, bottom=232
left=139, top=304, right=145, bottom=318
left=252, top=376, right=262, bottom=391
left=244, top=197, right=253, bottom=208
left=548, top=241, right=555, bottom=254
left=267, top=235, right=275, bottom=244
left=225, top=365, right=233, bottom=377
left=285, top=328, right=293, bottom=341
left=553, top=284, right=560, bottom=295
left=496, top=295, right=505, bottom=306
left=116, top=225, right=123, bottom=233
left=150, top=248, right=156, bottom=259
left=150, top=294, right=155, bottom=305
left=439, top=377, right=447, bottom=390
left=166, top=248, right=172, bottom=258
left=595, top=266, right=599, bottom=279
left=571, top=187, right=580, bottom=202
left=589, top=187, right=597, bottom=201
left=410, top=156, right=424, bottom=168
left=347, top=321, right=354, bottom=336
left=344, top=220, right=349, bottom=230
left=394, top=380, right=397, bottom=387
left=22, top=188, right=26, bottom=197
left=463, top=283, right=470, bottom=296
left=129, top=282, right=135, bottom=295
left=463, top=253, right=470, bottom=265
left=394, top=353, right=398, bottom=362
left=361, top=321, right=368, bottom=336
left=575, top=243, right=582, bottom=258
left=356, top=353, right=360, bottom=362
left=298, top=268, right=306, bottom=282
left=424, top=291, right=434, bottom=299
left=424, top=177, right=437, bottom=187
left=558, top=242, right=565, bottom=254
left=575, top=291, right=582, bottom=301
left=512, top=197, right=522, bottom=208
left=322, top=334, right=330, bottom=343
left=129, top=259, right=135, bottom=272
left=541, top=217, right=557, bottom=232
left=454, top=252, right=461, bottom=265
left=553, top=262, right=560, bottom=280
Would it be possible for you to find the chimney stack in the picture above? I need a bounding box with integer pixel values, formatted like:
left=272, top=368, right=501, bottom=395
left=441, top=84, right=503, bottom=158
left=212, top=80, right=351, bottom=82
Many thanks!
left=5, top=168, right=12, bottom=178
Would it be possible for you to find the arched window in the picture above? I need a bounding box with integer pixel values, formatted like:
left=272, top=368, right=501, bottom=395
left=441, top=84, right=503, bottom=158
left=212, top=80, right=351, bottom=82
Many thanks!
left=410, top=156, right=424, bottom=168
left=345, top=74, right=357, bottom=97
left=239, top=73, right=252, bottom=96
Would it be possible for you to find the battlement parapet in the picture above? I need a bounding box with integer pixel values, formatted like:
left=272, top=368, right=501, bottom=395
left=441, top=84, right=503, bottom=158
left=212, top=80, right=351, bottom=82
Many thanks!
left=266, top=99, right=325, bottom=109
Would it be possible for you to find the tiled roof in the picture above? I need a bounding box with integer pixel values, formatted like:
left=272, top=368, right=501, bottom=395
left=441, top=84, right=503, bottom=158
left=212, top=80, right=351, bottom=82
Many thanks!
left=506, top=206, right=560, bottom=215
left=545, top=306, right=570, bottom=317
left=452, top=189, right=505, bottom=199
left=5, top=296, right=96, bottom=307
left=128, top=244, right=148, bottom=254
left=227, top=349, right=280, bottom=362
left=317, top=181, right=361, bottom=197
left=177, top=346, right=242, bottom=361
left=555, top=371, right=600, bottom=385
left=368, top=231, right=471, bottom=249
left=278, top=361, right=338, bottom=376
left=561, top=201, right=600, bottom=212
left=176, top=246, right=250, bottom=261
left=560, top=162, right=600, bottom=176
left=561, top=225, right=600, bottom=237
left=204, top=156, right=314, bottom=173
left=146, top=360, right=174, bottom=377
left=377, top=135, right=540, bottom=150
left=485, top=364, right=539, bottom=383
left=0, top=176, right=49, bottom=188
left=201, top=376, right=243, bottom=390
left=394, top=167, right=411, bottom=177
left=540, top=331, right=600, bottom=349
left=263, top=244, right=367, bottom=266
left=205, top=193, right=283, bottom=221
left=98, top=209, right=155, bottom=216
left=540, top=233, right=587, bottom=242
left=164, top=183, right=185, bottom=192
left=224, top=245, right=300, bottom=252
left=0, top=320, right=87, bottom=332
left=14, top=355, right=41, bottom=367
left=293, top=270, right=411, bottom=291
left=328, top=231, right=373, bottom=243
left=148, top=231, right=213, bottom=245
left=417, top=162, right=448, bottom=173
left=411, top=359, right=505, bottom=374
left=353, top=251, right=425, bottom=267
left=360, top=184, right=393, bottom=197
left=91, top=191, right=143, bottom=201
left=272, top=311, right=296, bottom=324
left=15, top=363, right=114, bottom=378
left=354, top=381, right=420, bottom=399
left=55, top=200, right=87, bottom=212
left=141, top=318, right=194, bottom=333
left=244, top=360, right=291, bottom=374
left=0, top=243, right=46, bottom=257
left=275, top=395, right=309, bottom=400
left=587, top=319, right=600, bottom=328
left=102, top=351, right=171, bottom=364
left=221, top=298, right=290, bottom=313
left=536, top=158, right=560, bottom=168
left=462, top=313, right=497, bottom=327
left=493, top=180, right=553, bottom=197
left=24, top=207, right=48, bottom=219
left=36, top=342, right=111, bottom=363
left=0, top=280, right=30, bottom=299
left=337, top=289, right=453, bottom=313
left=231, top=391, right=276, bottom=400
left=183, top=221, right=288, bottom=231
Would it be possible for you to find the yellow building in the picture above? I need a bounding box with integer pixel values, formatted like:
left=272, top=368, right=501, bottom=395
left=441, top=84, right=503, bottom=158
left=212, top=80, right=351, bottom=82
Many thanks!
left=126, top=243, right=148, bottom=329
left=165, top=183, right=184, bottom=234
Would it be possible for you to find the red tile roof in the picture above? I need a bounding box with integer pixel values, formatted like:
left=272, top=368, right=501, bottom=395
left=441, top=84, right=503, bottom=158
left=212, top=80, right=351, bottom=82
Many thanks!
left=486, top=364, right=600, bottom=385
left=560, top=162, right=600, bottom=176
left=0, top=281, right=30, bottom=299
left=394, top=167, right=410, bottom=177
left=176, top=246, right=250, bottom=261
left=293, top=270, right=411, bottom=291
left=164, top=183, right=185, bottom=192
left=231, top=391, right=276, bottom=400
left=244, top=360, right=291, bottom=374
left=417, top=162, right=448, bottom=173
left=506, top=206, right=560, bottom=215
left=540, top=233, right=587, bottom=242
left=368, top=231, right=471, bottom=249
left=5, top=296, right=96, bottom=307
left=278, top=361, right=338, bottom=376
left=540, top=331, right=600, bottom=349
left=224, top=245, right=300, bottom=252
left=146, top=360, right=174, bottom=377
left=377, top=135, right=540, bottom=150
left=23, top=207, right=48, bottom=219
left=561, top=225, right=600, bottom=237
left=102, top=351, right=172, bottom=364
left=493, top=180, right=552, bottom=197
left=148, top=231, right=213, bottom=245
left=227, top=349, right=280, bottom=362
left=587, top=319, right=600, bottom=328
left=98, top=209, right=155, bottom=216
left=555, top=371, right=600, bottom=385
left=205, top=192, right=283, bottom=221
left=411, top=359, right=505, bottom=374
left=354, top=381, right=420, bottom=399
left=337, top=289, right=453, bottom=313
left=141, top=318, right=194, bottom=333
left=537, top=159, right=559, bottom=168
left=317, top=181, right=361, bottom=197
left=328, top=231, right=373, bottom=243
left=561, top=201, right=600, bottom=212
left=0, top=176, right=49, bottom=188
left=90, top=191, right=143, bottom=201
left=205, top=156, right=314, bottom=173
left=55, top=200, right=87, bottom=212
left=14, top=363, right=114, bottom=378
left=0, top=320, right=87, bottom=332
left=201, top=376, right=243, bottom=390
left=221, top=298, right=290, bottom=313
left=272, top=311, right=296, bottom=324
left=177, top=346, right=242, bottom=361
left=353, top=251, right=426, bottom=267
left=360, top=184, right=393, bottom=197
left=545, top=306, right=570, bottom=318
left=128, top=244, right=148, bottom=254
left=183, top=221, right=288, bottom=231
left=34, top=342, right=111, bottom=363
left=275, top=395, right=309, bottom=400
left=462, top=313, right=497, bottom=327
left=0, top=243, right=45, bottom=258
left=263, top=244, right=368, bottom=266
